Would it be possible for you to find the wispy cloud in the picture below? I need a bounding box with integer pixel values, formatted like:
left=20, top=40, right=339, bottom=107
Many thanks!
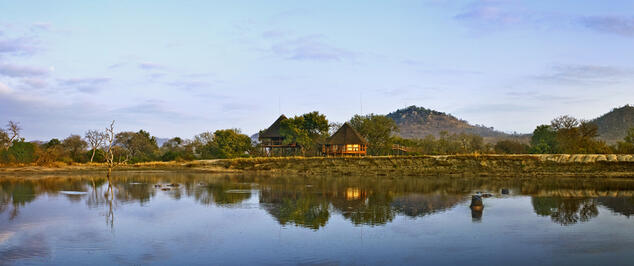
left=166, top=80, right=213, bottom=91
left=454, top=0, right=528, bottom=28
left=0, top=81, right=12, bottom=94
left=31, top=22, right=52, bottom=31
left=58, top=77, right=110, bottom=93
left=0, top=37, right=38, bottom=56
left=270, top=35, right=355, bottom=61
left=580, top=16, right=634, bottom=37
left=138, top=62, right=165, bottom=70
left=532, top=65, right=632, bottom=85
left=20, top=77, right=49, bottom=89
left=0, top=64, right=49, bottom=77
left=108, top=62, right=126, bottom=69
left=455, top=103, right=537, bottom=114
left=261, top=30, right=290, bottom=39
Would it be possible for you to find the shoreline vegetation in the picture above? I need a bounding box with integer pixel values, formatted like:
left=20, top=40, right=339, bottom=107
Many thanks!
left=1, top=154, right=633, bottom=178
left=1, top=109, right=633, bottom=177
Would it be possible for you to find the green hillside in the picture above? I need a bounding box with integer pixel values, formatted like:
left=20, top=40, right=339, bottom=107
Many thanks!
left=592, top=105, right=634, bottom=144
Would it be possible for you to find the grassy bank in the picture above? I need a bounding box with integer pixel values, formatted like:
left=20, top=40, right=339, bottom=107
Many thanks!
left=1, top=154, right=633, bottom=177
left=212, top=154, right=634, bottom=177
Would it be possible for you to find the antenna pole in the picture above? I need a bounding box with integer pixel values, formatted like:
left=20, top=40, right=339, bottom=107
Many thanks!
left=360, top=92, right=363, bottom=115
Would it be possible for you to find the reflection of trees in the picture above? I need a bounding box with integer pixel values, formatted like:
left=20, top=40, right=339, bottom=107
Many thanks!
left=598, top=197, right=634, bottom=217
left=260, top=188, right=330, bottom=230
left=3, top=173, right=634, bottom=229
left=391, top=193, right=465, bottom=218
left=194, top=183, right=252, bottom=206
left=330, top=189, right=394, bottom=226
left=0, top=181, right=36, bottom=219
left=114, top=182, right=155, bottom=204
left=531, top=197, right=599, bottom=226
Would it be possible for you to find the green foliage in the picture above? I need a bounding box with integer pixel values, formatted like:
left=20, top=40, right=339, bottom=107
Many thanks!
left=529, top=117, right=611, bottom=154
left=196, top=129, right=253, bottom=159
left=349, top=114, right=398, bottom=155
left=615, top=127, right=634, bottom=154
left=1, top=140, right=36, bottom=164
left=44, top=138, right=61, bottom=148
left=279, top=111, right=329, bottom=155
left=530, top=125, right=557, bottom=153
left=115, top=130, right=160, bottom=163
left=62, top=135, right=88, bottom=163
left=391, top=132, right=486, bottom=155
left=494, top=140, right=529, bottom=154
left=160, top=137, right=196, bottom=161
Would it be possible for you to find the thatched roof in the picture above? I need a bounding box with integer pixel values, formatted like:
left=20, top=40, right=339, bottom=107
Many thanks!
left=327, top=123, right=367, bottom=145
left=259, top=115, right=287, bottom=139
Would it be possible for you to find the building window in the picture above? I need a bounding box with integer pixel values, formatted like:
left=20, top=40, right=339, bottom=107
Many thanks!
left=346, top=144, right=359, bottom=151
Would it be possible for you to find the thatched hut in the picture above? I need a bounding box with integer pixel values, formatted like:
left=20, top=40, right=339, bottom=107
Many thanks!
left=322, top=123, right=367, bottom=156
left=259, top=115, right=298, bottom=155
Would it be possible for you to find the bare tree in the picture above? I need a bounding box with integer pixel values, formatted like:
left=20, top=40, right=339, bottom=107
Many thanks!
left=85, top=130, right=106, bottom=162
left=104, top=121, right=116, bottom=178
left=7, top=121, right=21, bottom=142
left=1, top=121, right=21, bottom=150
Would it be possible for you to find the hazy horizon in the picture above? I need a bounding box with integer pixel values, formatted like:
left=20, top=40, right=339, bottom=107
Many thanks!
left=1, top=0, right=633, bottom=140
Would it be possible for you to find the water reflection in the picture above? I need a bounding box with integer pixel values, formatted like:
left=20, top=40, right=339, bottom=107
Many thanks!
left=532, top=197, right=599, bottom=226
left=1, top=174, right=634, bottom=229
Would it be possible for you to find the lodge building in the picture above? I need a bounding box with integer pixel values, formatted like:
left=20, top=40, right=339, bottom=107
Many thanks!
left=260, top=116, right=368, bottom=156
left=259, top=115, right=300, bottom=155
left=322, top=123, right=368, bottom=156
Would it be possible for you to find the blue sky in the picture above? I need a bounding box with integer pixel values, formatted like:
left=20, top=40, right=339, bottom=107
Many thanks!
left=1, top=0, right=633, bottom=140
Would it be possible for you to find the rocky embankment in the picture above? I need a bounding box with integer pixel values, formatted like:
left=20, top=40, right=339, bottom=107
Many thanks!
left=210, top=154, right=634, bottom=177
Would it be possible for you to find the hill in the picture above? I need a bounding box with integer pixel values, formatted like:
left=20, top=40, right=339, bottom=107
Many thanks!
left=591, top=105, right=634, bottom=144
left=386, top=106, right=524, bottom=142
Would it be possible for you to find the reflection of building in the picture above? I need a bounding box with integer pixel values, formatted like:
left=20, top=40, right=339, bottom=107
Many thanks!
left=322, top=123, right=368, bottom=156
left=345, top=187, right=363, bottom=200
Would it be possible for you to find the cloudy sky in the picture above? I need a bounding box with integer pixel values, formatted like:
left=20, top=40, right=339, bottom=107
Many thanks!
left=1, top=0, right=633, bottom=140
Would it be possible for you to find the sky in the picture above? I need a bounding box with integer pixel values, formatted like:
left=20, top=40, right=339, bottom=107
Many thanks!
left=1, top=0, right=633, bottom=140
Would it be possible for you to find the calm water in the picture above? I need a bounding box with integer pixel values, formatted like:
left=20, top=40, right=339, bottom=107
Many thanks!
left=1, top=173, right=634, bottom=265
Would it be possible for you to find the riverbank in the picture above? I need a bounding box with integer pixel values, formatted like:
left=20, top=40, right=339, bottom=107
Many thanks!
left=1, top=154, right=633, bottom=178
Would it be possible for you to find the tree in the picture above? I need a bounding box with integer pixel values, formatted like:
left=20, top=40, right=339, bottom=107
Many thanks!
left=349, top=114, right=398, bottom=155
left=530, top=125, right=557, bottom=153
left=1, top=140, right=36, bottom=164
left=62, top=135, right=88, bottom=162
left=193, top=132, right=215, bottom=158
left=616, top=127, right=634, bottom=154
left=115, top=130, right=159, bottom=162
left=328, top=122, right=343, bottom=136
left=35, top=139, right=65, bottom=164
left=160, top=137, right=195, bottom=161
left=0, top=130, right=8, bottom=150
left=495, top=140, right=529, bottom=154
left=550, top=115, right=579, bottom=131
left=1, top=121, right=21, bottom=150
left=85, top=130, right=106, bottom=162
left=206, top=129, right=252, bottom=159
left=279, top=111, right=329, bottom=155
left=104, top=121, right=117, bottom=177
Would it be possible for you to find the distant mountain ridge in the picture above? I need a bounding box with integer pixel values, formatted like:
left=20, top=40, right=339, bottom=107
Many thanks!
left=591, top=105, right=634, bottom=144
left=386, top=106, right=522, bottom=142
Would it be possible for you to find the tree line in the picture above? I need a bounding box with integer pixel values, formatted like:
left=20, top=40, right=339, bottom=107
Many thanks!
left=1, top=113, right=633, bottom=165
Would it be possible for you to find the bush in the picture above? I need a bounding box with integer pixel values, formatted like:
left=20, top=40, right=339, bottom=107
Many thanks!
left=494, top=140, right=529, bottom=154
left=1, top=141, right=36, bottom=164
